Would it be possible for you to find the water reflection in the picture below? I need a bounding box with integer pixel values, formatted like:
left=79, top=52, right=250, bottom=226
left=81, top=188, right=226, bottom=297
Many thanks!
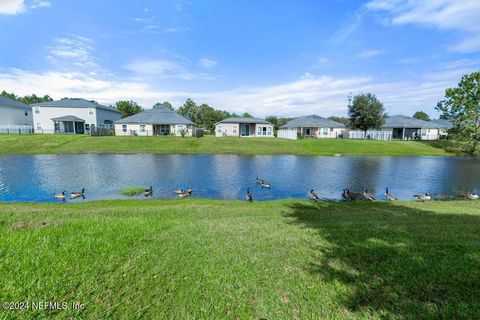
left=0, top=154, right=478, bottom=202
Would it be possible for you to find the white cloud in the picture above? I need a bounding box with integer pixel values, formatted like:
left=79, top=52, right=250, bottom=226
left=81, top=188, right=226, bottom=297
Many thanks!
left=0, top=0, right=25, bottom=15
left=198, top=58, right=218, bottom=68
left=329, top=10, right=364, bottom=44
left=31, top=0, right=51, bottom=9
left=356, top=49, right=384, bottom=58
left=48, top=36, right=98, bottom=69
left=366, top=0, right=480, bottom=52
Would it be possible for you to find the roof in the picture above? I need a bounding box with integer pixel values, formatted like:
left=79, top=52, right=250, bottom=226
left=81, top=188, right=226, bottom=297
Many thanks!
left=215, top=117, right=273, bottom=125
left=115, top=106, right=195, bottom=125
left=32, top=98, right=121, bottom=114
left=383, top=115, right=438, bottom=129
left=51, top=115, right=85, bottom=122
left=430, top=119, right=453, bottom=129
left=280, top=115, right=346, bottom=129
left=0, top=96, right=29, bottom=109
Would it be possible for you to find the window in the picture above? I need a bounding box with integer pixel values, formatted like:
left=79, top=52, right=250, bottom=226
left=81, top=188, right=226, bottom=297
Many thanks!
left=36, top=123, right=41, bottom=130
left=85, top=124, right=90, bottom=131
left=257, top=126, right=271, bottom=136
left=232, top=126, right=237, bottom=134
left=140, top=125, right=145, bottom=133
left=25, top=110, right=28, bottom=116
left=88, top=108, right=94, bottom=116
left=54, top=122, right=59, bottom=132
left=217, top=125, right=222, bottom=134
left=34, top=106, right=40, bottom=114
left=267, top=126, right=272, bottom=135
left=323, top=128, right=329, bottom=136
left=122, top=125, right=127, bottom=133
left=176, top=124, right=185, bottom=133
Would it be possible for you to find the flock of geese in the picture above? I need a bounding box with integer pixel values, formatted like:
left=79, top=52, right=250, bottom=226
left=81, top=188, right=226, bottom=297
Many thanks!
left=55, top=181, right=479, bottom=203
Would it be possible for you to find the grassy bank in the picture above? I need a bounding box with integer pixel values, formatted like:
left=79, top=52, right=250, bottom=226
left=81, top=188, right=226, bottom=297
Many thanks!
left=0, top=134, right=454, bottom=156
left=1, top=199, right=479, bottom=319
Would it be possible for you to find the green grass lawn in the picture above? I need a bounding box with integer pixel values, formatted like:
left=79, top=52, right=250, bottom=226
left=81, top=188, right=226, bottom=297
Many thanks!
left=0, top=134, right=454, bottom=156
left=1, top=199, right=479, bottom=319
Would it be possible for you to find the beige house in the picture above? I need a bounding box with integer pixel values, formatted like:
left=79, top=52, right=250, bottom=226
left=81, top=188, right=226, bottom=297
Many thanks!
left=215, top=117, right=274, bottom=137
left=278, top=115, right=346, bottom=140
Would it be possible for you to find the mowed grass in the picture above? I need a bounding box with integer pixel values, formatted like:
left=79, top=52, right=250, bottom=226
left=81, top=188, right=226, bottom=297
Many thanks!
left=120, top=187, right=145, bottom=196
left=1, top=199, right=479, bottom=319
left=0, top=134, right=453, bottom=156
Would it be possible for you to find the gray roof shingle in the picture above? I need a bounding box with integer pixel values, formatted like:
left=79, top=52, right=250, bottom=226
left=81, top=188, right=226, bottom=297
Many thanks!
left=430, top=119, right=453, bottom=129
left=383, top=115, right=438, bottom=129
left=0, top=96, right=30, bottom=109
left=115, top=106, right=195, bottom=125
left=51, top=115, right=85, bottom=122
left=216, top=117, right=272, bottom=125
left=32, top=98, right=121, bottom=113
left=280, top=115, right=346, bottom=129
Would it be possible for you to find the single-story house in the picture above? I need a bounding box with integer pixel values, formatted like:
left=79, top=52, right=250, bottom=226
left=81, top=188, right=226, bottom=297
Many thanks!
left=348, top=115, right=444, bottom=140
left=0, top=96, right=33, bottom=133
left=430, top=119, right=453, bottom=138
left=215, top=117, right=274, bottom=137
left=115, top=105, right=197, bottom=136
left=277, top=115, right=346, bottom=140
left=32, top=98, right=121, bottom=134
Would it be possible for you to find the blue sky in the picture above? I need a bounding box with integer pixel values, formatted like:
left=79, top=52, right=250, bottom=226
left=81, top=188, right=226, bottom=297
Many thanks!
left=0, top=0, right=479, bottom=117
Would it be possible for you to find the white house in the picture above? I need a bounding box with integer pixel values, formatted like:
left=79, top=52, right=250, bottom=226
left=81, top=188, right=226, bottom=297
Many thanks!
left=278, top=115, right=346, bottom=140
left=114, top=105, right=197, bottom=136
left=215, top=117, right=274, bottom=137
left=31, top=98, right=121, bottom=134
left=348, top=115, right=443, bottom=140
left=0, top=96, right=33, bottom=133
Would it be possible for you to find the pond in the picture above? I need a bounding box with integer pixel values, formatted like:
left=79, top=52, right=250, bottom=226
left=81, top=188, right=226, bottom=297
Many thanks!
left=0, top=154, right=479, bottom=202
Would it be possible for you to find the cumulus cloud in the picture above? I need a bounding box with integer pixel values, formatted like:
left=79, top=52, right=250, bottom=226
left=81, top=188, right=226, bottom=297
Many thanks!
left=47, top=36, right=98, bottom=69
left=366, top=0, right=480, bottom=52
left=31, top=0, right=51, bottom=9
left=0, top=0, right=25, bottom=15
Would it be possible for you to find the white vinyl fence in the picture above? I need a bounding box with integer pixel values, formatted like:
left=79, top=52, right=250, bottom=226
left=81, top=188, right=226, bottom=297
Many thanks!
left=348, top=130, right=392, bottom=141
left=0, top=125, right=33, bottom=134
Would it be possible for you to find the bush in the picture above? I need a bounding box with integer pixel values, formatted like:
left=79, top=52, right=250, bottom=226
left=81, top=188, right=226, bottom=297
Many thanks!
left=121, top=187, right=145, bottom=196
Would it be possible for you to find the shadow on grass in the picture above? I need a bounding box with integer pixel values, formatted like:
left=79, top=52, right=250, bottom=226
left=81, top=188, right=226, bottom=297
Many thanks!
left=284, top=201, right=480, bottom=318
left=418, top=140, right=467, bottom=155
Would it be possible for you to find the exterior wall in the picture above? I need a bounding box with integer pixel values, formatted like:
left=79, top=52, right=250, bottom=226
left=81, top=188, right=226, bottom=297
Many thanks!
left=349, top=128, right=440, bottom=140
left=215, top=123, right=274, bottom=137
left=32, top=106, right=113, bottom=134
left=95, top=108, right=122, bottom=127
left=0, top=105, right=33, bottom=126
left=215, top=123, right=239, bottom=137
left=114, top=124, right=195, bottom=136
left=420, top=128, right=439, bottom=140
left=278, top=128, right=297, bottom=140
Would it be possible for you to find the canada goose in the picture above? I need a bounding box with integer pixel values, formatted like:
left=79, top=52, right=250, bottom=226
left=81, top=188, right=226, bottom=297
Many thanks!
left=70, top=188, right=85, bottom=200
left=255, top=177, right=264, bottom=184
left=308, top=189, right=320, bottom=201
left=186, top=187, right=193, bottom=194
left=384, top=188, right=397, bottom=201
left=363, top=189, right=375, bottom=201
left=173, top=189, right=184, bottom=194
left=55, top=190, right=66, bottom=202
left=413, top=192, right=431, bottom=202
left=144, top=186, right=153, bottom=197
left=342, top=189, right=361, bottom=201
left=178, top=191, right=191, bottom=198
left=465, top=192, right=479, bottom=200
left=246, top=188, right=253, bottom=202
left=261, top=181, right=270, bottom=188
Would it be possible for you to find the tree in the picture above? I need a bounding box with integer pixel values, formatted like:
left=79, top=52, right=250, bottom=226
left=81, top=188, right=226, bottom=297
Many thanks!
left=177, top=98, right=199, bottom=124
left=115, top=100, right=143, bottom=118
left=348, top=93, right=385, bottom=137
left=1, top=90, right=17, bottom=100
left=413, top=111, right=430, bottom=121
left=154, top=101, right=174, bottom=110
left=436, top=72, right=480, bottom=155
left=242, top=112, right=253, bottom=118
left=328, top=116, right=350, bottom=126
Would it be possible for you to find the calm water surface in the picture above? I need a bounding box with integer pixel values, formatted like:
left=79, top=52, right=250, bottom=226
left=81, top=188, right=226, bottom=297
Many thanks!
left=0, top=154, right=479, bottom=202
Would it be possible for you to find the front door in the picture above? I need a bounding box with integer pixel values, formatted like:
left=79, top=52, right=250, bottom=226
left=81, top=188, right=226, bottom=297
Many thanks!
left=240, top=124, right=250, bottom=136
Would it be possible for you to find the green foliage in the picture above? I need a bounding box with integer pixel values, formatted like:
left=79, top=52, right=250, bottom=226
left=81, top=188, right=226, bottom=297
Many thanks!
left=115, top=100, right=143, bottom=118
left=177, top=99, right=232, bottom=133
left=154, top=101, right=174, bottom=110
left=1, top=90, right=53, bottom=104
left=436, top=72, right=480, bottom=156
left=242, top=112, right=253, bottom=118
left=413, top=111, right=430, bottom=121
left=328, top=116, right=350, bottom=126
left=348, top=93, right=385, bottom=135
left=266, top=116, right=294, bottom=137
left=121, top=187, right=145, bottom=196
left=179, top=127, right=188, bottom=137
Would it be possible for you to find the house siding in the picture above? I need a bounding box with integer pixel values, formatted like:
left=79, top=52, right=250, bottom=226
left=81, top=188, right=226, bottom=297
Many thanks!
left=215, top=122, right=273, bottom=137
left=0, top=105, right=33, bottom=126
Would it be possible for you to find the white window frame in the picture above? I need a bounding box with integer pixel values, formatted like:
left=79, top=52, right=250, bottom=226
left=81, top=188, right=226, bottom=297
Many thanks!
left=140, top=125, right=146, bottom=133
left=36, top=123, right=41, bottom=130
left=217, top=125, right=222, bottom=134
left=88, top=108, right=95, bottom=116
left=34, top=106, right=40, bottom=114
left=176, top=124, right=185, bottom=133
left=267, top=126, right=272, bottom=135
left=122, top=125, right=127, bottom=133
left=232, top=125, right=237, bottom=134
